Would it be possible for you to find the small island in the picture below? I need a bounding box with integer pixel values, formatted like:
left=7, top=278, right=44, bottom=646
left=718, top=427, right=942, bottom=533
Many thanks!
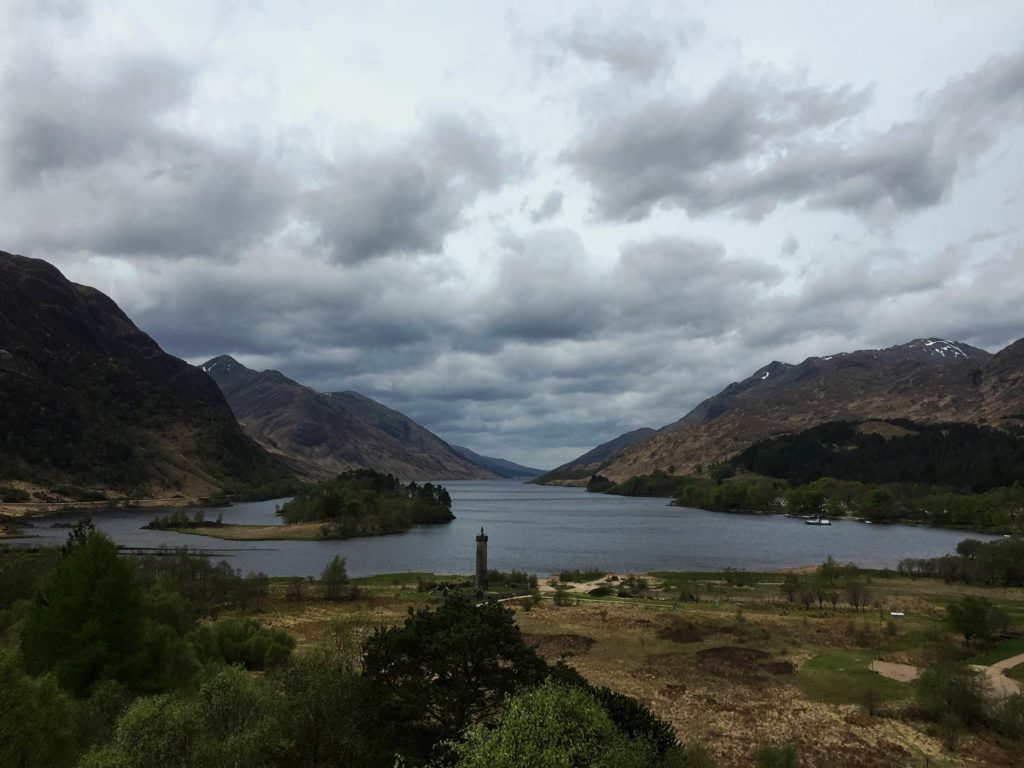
left=156, top=469, right=454, bottom=541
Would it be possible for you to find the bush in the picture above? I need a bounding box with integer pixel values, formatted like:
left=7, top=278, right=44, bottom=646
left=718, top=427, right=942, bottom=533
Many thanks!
left=916, top=662, right=990, bottom=730
left=558, top=568, right=605, bottom=583
left=754, top=744, right=798, bottom=768
left=190, top=617, right=295, bottom=671
left=993, top=694, right=1024, bottom=742
left=449, top=681, right=658, bottom=768
left=0, top=485, right=30, bottom=503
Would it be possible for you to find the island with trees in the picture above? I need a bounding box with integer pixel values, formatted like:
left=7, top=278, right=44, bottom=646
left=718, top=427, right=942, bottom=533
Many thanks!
left=156, top=468, right=455, bottom=541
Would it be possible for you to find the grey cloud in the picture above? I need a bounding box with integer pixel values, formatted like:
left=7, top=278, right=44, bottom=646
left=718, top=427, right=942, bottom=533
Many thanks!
left=542, top=17, right=686, bottom=80
left=566, top=49, right=1024, bottom=223
left=613, top=237, right=782, bottom=335
left=477, top=230, right=604, bottom=342
left=529, top=190, right=563, bottom=222
left=564, top=76, right=872, bottom=221
left=0, top=53, right=292, bottom=258
left=306, top=114, right=524, bottom=263
left=3, top=55, right=192, bottom=182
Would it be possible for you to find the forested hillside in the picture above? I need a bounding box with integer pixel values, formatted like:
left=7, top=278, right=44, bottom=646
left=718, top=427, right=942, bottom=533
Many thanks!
left=735, top=420, right=1024, bottom=491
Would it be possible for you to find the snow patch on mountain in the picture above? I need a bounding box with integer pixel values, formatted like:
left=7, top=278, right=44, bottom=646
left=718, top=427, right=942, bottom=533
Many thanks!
left=911, top=338, right=970, bottom=359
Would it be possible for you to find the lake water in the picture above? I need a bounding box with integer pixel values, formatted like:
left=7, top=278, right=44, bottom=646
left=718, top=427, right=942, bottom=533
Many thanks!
left=9, top=480, right=996, bottom=577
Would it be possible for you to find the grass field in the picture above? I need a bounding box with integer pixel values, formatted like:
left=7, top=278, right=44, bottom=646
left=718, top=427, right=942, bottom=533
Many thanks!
left=170, top=522, right=324, bottom=540
left=247, top=569, right=1024, bottom=768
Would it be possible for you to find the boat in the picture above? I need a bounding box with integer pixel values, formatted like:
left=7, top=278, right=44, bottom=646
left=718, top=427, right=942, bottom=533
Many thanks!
left=804, top=516, right=832, bottom=526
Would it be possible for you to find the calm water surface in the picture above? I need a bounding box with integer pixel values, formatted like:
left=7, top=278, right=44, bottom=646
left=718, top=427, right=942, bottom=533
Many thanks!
left=11, top=480, right=997, bottom=577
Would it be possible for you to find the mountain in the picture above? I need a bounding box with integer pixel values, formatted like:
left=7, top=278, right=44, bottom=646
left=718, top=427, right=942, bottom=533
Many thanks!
left=0, top=251, right=291, bottom=498
left=450, top=446, right=545, bottom=478
left=202, top=355, right=496, bottom=480
left=570, top=337, right=1024, bottom=483
left=534, top=427, right=657, bottom=485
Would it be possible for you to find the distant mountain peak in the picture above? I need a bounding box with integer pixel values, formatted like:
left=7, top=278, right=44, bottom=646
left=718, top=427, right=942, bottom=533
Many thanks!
left=588, top=334, right=1019, bottom=483
left=753, top=361, right=791, bottom=381
left=0, top=252, right=289, bottom=496
left=200, top=354, right=244, bottom=374
left=904, top=338, right=972, bottom=359
left=203, top=355, right=498, bottom=480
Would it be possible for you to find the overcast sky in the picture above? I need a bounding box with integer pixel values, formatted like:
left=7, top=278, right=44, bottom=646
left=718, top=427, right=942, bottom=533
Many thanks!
left=3, top=1, right=1023, bottom=468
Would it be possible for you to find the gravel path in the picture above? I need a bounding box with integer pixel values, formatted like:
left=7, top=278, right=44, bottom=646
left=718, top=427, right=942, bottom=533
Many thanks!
left=870, top=654, right=1024, bottom=697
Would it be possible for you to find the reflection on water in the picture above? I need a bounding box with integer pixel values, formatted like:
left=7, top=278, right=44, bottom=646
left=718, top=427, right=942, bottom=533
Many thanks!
left=9, top=480, right=997, bottom=577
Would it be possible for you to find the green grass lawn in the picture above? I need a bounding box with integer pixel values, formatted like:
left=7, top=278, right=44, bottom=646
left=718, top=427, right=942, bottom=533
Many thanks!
left=795, top=648, right=914, bottom=705
left=881, top=624, right=938, bottom=652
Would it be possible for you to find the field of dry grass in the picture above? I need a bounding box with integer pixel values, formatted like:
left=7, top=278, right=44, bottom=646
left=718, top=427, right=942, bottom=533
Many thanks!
left=252, top=571, right=1024, bottom=768
left=170, top=522, right=325, bottom=540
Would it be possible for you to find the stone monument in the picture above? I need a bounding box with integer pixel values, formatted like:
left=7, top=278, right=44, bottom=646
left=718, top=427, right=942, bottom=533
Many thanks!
left=475, top=527, right=488, bottom=594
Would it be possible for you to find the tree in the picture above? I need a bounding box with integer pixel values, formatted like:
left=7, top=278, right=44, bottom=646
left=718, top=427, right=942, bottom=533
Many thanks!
left=21, top=530, right=150, bottom=695
left=80, top=667, right=283, bottom=768
left=361, top=594, right=549, bottom=759
left=709, top=463, right=735, bottom=485
left=276, top=644, right=386, bottom=768
left=0, top=650, right=83, bottom=768
left=450, top=681, right=657, bottom=768
left=798, top=583, right=815, bottom=610
left=321, top=556, right=350, bottom=601
left=947, top=595, right=1008, bottom=645
left=844, top=574, right=869, bottom=612
left=916, top=662, right=991, bottom=750
left=779, top=573, right=800, bottom=603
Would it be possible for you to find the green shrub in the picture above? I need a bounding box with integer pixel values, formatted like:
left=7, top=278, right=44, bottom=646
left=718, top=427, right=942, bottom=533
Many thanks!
left=916, top=662, right=990, bottom=729
left=190, top=617, right=295, bottom=671
left=754, top=743, right=798, bottom=768
left=0, top=486, right=30, bottom=503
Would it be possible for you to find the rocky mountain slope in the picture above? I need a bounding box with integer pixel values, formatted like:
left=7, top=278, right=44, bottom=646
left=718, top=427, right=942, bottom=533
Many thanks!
left=202, top=356, right=496, bottom=480
left=0, top=251, right=290, bottom=498
left=534, top=427, right=657, bottom=484
left=572, top=337, right=1024, bottom=483
left=450, top=446, right=545, bottom=478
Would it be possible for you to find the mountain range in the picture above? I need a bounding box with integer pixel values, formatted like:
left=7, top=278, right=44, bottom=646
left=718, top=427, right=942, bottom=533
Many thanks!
left=4, top=250, right=1020, bottom=499
left=538, top=337, right=1024, bottom=485
left=536, top=428, right=656, bottom=484
left=201, top=355, right=510, bottom=481
left=0, top=251, right=542, bottom=501
left=0, top=251, right=289, bottom=498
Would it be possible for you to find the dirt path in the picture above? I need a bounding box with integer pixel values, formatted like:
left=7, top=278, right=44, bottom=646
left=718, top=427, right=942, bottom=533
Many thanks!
left=989, top=651, right=1024, bottom=674
left=869, top=660, right=920, bottom=683
left=871, top=654, right=1024, bottom=697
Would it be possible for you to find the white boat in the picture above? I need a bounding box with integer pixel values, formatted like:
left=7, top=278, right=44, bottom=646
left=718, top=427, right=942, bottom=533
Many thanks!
left=804, top=516, right=832, bottom=526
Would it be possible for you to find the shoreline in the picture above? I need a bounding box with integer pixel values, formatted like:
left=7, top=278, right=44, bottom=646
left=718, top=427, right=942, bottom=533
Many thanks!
left=666, top=499, right=1020, bottom=537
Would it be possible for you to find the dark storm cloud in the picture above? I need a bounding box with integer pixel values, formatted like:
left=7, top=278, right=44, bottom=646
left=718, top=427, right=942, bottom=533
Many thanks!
left=0, top=53, right=292, bottom=258
left=306, top=114, right=524, bottom=263
left=565, top=49, right=1024, bottom=223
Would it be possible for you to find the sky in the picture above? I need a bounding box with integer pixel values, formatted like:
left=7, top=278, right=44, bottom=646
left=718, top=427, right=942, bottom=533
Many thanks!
left=2, top=0, right=1023, bottom=469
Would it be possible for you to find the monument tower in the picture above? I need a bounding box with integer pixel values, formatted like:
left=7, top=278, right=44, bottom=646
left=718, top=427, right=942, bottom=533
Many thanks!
left=475, top=527, right=488, bottom=594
